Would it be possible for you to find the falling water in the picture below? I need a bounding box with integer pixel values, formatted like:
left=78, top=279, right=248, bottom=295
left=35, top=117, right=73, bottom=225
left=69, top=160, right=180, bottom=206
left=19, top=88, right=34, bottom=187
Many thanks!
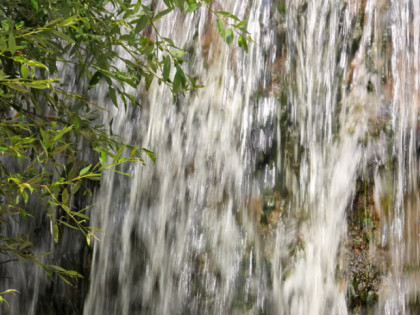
left=2, top=0, right=419, bottom=314
left=83, top=0, right=420, bottom=314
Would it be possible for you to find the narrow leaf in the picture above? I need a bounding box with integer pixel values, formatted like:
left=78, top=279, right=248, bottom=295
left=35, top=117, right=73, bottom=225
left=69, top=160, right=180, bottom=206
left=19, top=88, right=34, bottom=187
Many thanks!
left=1, top=21, right=9, bottom=31
left=108, top=87, right=118, bottom=107
left=8, top=31, right=16, bottom=54
left=71, top=180, right=82, bottom=195
left=162, top=56, right=170, bottom=81
left=187, top=3, right=201, bottom=12
left=3, top=83, right=28, bottom=93
left=50, top=29, right=74, bottom=43
left=13, top=56, right=49, bottom=70
left=20, top=64, right=29, bottom=79
left=238, top=34, right=248, bottom=52
left=144, top=73, right=153, bottom=90
left=217, top=10, right=240, bottom=21
left=73, top=212, right=90, bottom=220
left=62, top=188, right=69, bottom=205
left=216, top=19, right=225, bottom=39
left=234, top=20, right=248, bottom=28
left=30, top=0, right=39, bottom=11
left=225, top=29, right=234, bottom=46
left=169, top=49, right=187, bottom=59
left=99, top=151, right=106, bottom=166
left=88, top=71, right=102, bottom=90
left=79, top=165, right=91, bottom=176
left=22, top=190, right=28, bottom=203
left=134, top=15, right=149, bottom=33
left=143, top=148, right=156, bottom=163
left=173, top=66, right=186, bottom=93
left=53, top=223, right=59, bottom=243
left=153, top=7, right=174, bottom=21
left=174, top=0, right=186, bottom=9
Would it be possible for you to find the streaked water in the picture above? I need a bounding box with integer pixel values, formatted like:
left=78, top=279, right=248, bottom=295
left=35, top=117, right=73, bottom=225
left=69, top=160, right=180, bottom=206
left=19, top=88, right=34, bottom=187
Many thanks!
left=2, top=0, right=419, bottom=314
left=84, top=0, right=420, bottom=314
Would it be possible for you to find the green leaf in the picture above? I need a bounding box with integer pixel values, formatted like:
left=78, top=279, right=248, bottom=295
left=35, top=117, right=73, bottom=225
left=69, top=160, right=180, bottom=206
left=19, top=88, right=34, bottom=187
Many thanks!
left=134, top=15, right=149, bottom=33
left=163, top=37, right=175, bottom=46
left=0, top=39, right=7, bottom=53
left=162, top=56, right=171, bottom=81
left=216, top=19, right=225, bottom=39
left=153, top=7, right=174, bottom=21
left=8, top=177, right=21, bottom=185
left=57, top=16, right=79, bottom=27
left=19, top=240, right=32, bottom=250
left=50, top=30, right=75, bottom=43
left=58, top=220, right=78, bottom=230
left=187, top=3, right=201, bottom=12
left=21, top=183, right=34, bottom=193
left=143, top=148, right=156, bottom=163
left=113, top=170, right=132, bottom=177
left=57, top=125, right=73, bottom=137
left=8, top=30, right=16, bottom=54
left=72, top=211, right=90, bottom=220
left=49, top=265, right=67, bottom=273
left=3, top=83, right=28, bottom=93
left=163, top=0, right=173, bottom=8
left=99, top=151, right=106, bottom=166
left=88, top=226, right=103, bottom=233
left=21, top=82, right=49, bottom=89
left=225, top=29, right=234, bottom=46
left=234, top=20, right=248, bottom=28
left=88, top=71, right=102, bottom=90
left=31, top=0, right=39, bottom=11
left=22, top=190, right=28, bottom=204
left=238, top=34, right=248, bottom=52
left=20, top=64, right=29, bottom=79
left=170, top=49, right=187, bottom=60
left=19, top=209, right=27, bottom=219
left=144, top=72, right=153, bottom=90
left=133, top=1, right=142, bottom=13
left=1, top=21, right=9, bottom=31
left=187, top=74, right=195, bottom=87
left=13, top=56, right=49, bottom=70
left=108, top=87, right=118, bottom=107
left=174, top=0, right=186, bottom=9
left=45, top=17, right=66, bottom=28
left=62, top=188, right=69, bottom=205
left=86, top=233, right=91, bottom=246
left=71, top=180, right=82, bottom=195
left=79, top=165, right=92, bottom=176
left=86, top=173, right=101, bottom=180
left=173, top=66, right=186, bottom=93
left=239, top=27, right=250, bottom=34
left=217, top=11, right=240, bottom=21
left=53, top=223, right=59, bottom=243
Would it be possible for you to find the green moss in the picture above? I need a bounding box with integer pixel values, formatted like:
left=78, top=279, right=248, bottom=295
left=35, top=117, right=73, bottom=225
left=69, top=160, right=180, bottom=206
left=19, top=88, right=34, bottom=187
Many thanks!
left=344, top=179, right=384, bottom=313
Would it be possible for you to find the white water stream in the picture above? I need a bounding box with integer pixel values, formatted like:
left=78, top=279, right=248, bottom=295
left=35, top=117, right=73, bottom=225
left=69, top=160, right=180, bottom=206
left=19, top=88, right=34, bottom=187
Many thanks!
left=2, top=0, right=419, bottom=314
left=83, top=0, right=420, bottom=314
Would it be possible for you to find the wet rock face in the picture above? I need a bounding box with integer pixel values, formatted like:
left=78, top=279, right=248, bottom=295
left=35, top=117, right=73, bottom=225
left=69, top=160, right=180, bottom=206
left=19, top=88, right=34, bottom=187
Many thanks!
left=346, top=226, right=381, bottom=311
left=343, top=182, right=387, bottom=313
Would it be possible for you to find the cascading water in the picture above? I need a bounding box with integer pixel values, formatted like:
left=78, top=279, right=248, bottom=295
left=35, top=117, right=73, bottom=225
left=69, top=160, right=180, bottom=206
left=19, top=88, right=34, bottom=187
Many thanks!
left=3, top=0, right=419, bottom=314
left=83, top=0, right=420, bottom=314
left=84, top=1, right=280, bottom=313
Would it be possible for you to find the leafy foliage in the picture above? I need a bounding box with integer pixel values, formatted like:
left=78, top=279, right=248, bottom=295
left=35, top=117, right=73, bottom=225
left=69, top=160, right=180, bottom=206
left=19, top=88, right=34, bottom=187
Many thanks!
left=0, top=0, right=251, bottom=301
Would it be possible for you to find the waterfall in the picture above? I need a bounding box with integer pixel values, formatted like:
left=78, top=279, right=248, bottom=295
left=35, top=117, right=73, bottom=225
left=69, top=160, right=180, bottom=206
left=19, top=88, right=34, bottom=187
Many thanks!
left=2, top=0, right=419, bottom=314
left=83, top=0, right=420, bottom=314
left=84, top=1, right=280, bottom=313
